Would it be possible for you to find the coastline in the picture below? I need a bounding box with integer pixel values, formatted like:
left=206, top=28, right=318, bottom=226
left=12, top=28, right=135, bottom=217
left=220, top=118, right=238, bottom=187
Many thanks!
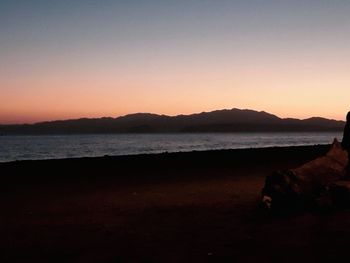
left=0, top=143, right=331, bottom=165
left=0, top=145, right=330, bottom=184
left=3, top=144, right=350, bottom=262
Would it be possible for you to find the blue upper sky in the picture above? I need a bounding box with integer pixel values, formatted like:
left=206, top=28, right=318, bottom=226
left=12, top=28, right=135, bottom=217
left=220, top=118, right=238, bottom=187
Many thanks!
left=1, top=1, right=350, bottom=123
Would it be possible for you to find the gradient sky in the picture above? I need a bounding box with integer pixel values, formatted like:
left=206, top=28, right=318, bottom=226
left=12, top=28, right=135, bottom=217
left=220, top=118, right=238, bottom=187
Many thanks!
left=1, top=0, right=350, bottom=124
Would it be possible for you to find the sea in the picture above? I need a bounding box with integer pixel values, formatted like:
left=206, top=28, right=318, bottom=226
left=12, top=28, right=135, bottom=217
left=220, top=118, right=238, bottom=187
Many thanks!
left=0, top=132, right=343, bottom=163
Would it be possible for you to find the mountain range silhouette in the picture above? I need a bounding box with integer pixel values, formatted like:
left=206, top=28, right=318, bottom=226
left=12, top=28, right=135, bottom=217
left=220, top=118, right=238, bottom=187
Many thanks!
left=0, top=108, right=344, bottom=134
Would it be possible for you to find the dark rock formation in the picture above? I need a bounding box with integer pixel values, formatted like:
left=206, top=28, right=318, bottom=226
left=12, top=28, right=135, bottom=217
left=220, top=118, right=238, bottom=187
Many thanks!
left=262, top=139, right=349, bottom=212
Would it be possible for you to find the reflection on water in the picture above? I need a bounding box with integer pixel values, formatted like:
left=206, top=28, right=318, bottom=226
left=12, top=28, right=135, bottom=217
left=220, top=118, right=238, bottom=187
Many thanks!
left=0, top=132, right=342, bottom=162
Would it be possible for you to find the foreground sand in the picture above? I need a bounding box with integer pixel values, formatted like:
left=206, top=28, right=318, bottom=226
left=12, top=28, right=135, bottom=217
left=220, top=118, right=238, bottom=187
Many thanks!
left=2, top=145, right=350, bottom=262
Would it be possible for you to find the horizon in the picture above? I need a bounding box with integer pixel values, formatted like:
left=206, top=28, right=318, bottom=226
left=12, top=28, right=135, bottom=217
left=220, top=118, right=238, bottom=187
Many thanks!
left=0, top=107, right=346, bottom=126
left=1, top=1, right=350, bottom=123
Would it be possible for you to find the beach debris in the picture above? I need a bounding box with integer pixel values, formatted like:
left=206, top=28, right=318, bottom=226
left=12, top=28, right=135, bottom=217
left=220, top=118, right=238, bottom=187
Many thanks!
left=261, top=138, right=349, bottom=211
left=262, top=195, right=272, bottom=209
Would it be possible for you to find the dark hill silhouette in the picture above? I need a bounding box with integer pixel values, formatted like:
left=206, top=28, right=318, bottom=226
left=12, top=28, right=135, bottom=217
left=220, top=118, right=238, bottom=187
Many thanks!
left=0, top=108, right=345, bottom=134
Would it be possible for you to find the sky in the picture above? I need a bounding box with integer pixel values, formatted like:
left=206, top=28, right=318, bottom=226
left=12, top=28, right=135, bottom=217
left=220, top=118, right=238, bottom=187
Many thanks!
left=1, top=0, right=350, bottom=124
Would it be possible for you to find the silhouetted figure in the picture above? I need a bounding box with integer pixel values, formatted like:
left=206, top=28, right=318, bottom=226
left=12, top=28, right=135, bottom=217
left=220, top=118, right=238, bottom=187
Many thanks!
left=342, top=111, right=350, bottom=176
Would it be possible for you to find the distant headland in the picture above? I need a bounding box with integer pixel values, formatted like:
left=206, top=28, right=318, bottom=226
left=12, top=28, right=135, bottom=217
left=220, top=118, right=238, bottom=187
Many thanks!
left=0, top=108, right=345, bottom=135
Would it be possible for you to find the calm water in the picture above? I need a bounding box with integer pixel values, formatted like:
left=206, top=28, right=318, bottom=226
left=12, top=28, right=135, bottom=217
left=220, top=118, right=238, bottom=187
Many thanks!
left=0, top=132, right=343, bottom=163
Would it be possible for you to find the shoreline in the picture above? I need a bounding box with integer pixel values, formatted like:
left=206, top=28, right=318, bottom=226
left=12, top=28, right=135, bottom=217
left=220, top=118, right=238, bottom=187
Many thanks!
left=0, top=143, right=331, bottom=165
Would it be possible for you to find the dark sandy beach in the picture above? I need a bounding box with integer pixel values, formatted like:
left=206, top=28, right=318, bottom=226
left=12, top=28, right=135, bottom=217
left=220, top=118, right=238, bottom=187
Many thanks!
left=2, top=145, right=350, bottom=262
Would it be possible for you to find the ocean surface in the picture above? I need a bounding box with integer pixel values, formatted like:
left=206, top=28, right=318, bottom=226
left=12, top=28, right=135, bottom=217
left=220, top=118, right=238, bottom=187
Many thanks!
left=0, top=132, right=343, bottom=163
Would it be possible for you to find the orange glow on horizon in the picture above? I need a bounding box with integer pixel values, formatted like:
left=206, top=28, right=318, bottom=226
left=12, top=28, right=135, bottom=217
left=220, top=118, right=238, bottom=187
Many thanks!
left=1, top=61, right=349, bottom=124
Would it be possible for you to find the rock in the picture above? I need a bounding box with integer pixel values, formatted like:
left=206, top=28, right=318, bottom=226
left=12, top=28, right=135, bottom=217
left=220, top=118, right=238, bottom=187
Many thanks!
left=262, top=138, right=348, bottom=211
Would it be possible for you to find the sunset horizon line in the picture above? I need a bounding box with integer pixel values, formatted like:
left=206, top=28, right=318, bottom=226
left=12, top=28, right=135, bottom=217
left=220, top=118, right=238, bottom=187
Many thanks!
left=1, top=107, right=346, bottom=126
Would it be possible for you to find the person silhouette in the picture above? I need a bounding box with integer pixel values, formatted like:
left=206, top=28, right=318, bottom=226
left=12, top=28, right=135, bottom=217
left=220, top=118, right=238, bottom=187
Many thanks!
left=342, top=112, right=350, bottom=151
left=342, top=111, right=350, bottom=177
